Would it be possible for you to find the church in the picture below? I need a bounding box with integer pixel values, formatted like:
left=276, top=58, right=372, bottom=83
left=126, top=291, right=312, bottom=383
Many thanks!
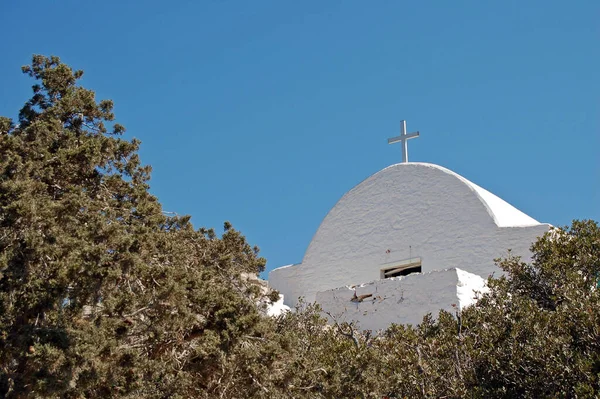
left=268, top=121, right=551, bottom=330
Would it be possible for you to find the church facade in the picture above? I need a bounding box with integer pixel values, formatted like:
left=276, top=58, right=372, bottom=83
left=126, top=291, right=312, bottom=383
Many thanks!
left=269, top=161, right=551, bottom=330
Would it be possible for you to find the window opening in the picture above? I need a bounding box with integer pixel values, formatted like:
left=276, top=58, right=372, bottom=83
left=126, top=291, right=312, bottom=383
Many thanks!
left=380, top=258, right=422, bottom=279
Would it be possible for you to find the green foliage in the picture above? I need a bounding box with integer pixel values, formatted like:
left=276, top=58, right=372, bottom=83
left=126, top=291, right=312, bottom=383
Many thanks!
left=462, top=220, right=600, bottom=397
left=0, top=55, right=273, bottom=398
left=1, top=55, right=598, bottom=398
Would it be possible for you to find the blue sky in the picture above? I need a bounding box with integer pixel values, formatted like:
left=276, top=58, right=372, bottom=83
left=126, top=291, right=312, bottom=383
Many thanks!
left=1, top=1, right=598, bottom=275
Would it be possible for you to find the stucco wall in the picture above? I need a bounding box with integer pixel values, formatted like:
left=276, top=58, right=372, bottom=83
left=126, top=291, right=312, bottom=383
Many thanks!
left=269, top=163, right=550, bottom=309
left=316, top=268, right=487, bottom=330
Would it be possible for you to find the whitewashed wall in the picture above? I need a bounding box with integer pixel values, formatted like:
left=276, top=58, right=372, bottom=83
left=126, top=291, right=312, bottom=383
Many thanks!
left=270, top=163, right=550, bottom=310
left=316, top=268, right=487, bottom=331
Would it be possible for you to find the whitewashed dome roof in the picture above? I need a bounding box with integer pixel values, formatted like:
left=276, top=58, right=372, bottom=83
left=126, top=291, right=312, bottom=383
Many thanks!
left=301, top=162, right=542, bottom=266
left=389, top=163, right=540, bottom=228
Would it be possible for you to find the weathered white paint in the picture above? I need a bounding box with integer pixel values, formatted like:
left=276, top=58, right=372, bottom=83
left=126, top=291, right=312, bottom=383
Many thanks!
left=456, top=268, right=489, bottom=310
left=266, top=294, right=291, bottom=317
left=317, top=268, right=487, bottom=330
left=458, top=178, right=539, bottom=227
left=269, top=162, right=550, bottom=326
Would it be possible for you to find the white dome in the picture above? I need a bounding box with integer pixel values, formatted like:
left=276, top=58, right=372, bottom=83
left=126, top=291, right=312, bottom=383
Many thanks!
left=388, top=163, right=540, bottom=228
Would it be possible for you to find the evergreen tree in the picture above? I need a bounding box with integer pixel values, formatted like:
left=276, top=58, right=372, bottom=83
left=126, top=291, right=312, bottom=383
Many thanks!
left=0, top=55, right=275, bottom=398
left=461, top=220, right=600, bottom=397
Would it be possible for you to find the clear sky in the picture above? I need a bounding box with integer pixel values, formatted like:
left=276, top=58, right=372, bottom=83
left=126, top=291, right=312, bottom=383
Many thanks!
left=1, top=1, right=598, bottom=276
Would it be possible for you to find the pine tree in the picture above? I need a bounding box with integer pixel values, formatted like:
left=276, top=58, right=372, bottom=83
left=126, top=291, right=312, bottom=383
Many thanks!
left=461, top=220, right=600, bottom=397
left=0, top=55, right=273, bottom=398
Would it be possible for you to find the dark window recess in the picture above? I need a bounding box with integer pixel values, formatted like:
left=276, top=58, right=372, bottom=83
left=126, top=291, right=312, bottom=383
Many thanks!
left=381, top=261, right=422, bottom=279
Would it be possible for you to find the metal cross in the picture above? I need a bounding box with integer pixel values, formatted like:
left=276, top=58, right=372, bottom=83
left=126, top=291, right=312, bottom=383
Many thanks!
left=387, top=120, right=420, bottom=163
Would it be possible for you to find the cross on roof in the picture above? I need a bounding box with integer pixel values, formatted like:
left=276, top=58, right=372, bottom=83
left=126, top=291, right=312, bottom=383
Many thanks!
left=387, top=120, right=420, bottom=163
